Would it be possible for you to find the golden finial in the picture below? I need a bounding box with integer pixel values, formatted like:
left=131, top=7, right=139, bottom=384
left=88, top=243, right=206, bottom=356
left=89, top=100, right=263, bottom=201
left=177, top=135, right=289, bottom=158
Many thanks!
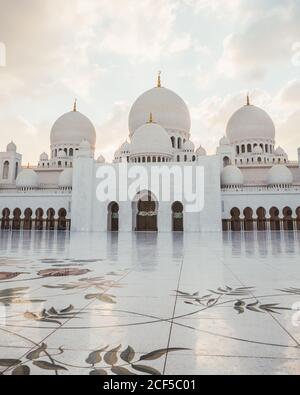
left=148, top=112, right=153, bottom=123
left=157, top=71, right=162, bottom=88
left=73, top=98, right=77, bottom=112
left=246, top=93, right=250, bottom=106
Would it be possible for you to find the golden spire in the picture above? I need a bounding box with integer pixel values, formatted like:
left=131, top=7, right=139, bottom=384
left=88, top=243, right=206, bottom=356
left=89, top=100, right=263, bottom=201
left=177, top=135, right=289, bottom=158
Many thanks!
left=148, top=112, right=153, bottom=123
left=157, top=71, right=162, bottom=88
left=73, top=98, right=77, bottom=112
left=246, top=93, right=250, bottom=106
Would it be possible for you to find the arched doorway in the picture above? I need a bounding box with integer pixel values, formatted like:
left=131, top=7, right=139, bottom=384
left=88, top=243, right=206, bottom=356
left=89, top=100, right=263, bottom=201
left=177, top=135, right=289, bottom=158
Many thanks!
left=1, top=208, right=10, bottom=230
left=46, top=208, right=55, bottom=230
left=283, top=207, right=294, bottom=231
left=108, top=202, right=119, bottom=232
left=269, top=207, right=280, bottom=231
left=296, top=207, right=300, bottom=231
left=230, top=208, right=241, bottom=231
left=58, top=208, right=67, bottom=231
left=256, top=207, right=266, bottom=231
left=23, top=208, right=33, bottom=230
left=172, top=202, right=184, bottom=232
left=2, top=161, right=9, bottom=179
left=35, top=208, right=44, bottom=231
left=243, top=207, right=253, bottom=231
left=223, top=156, right=231, bottom=167
left=12, top=208, right=21, bottom=230
left=135, top=191, right=158, bottom=232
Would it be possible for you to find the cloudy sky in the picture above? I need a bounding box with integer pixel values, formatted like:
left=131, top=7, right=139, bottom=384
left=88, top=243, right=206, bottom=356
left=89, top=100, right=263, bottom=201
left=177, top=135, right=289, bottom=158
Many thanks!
left=0, top=0, right=300, bottom=163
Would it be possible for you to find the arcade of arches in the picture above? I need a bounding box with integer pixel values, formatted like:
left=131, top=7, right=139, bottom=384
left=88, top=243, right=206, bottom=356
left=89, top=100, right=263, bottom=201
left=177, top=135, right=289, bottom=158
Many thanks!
left=106, top=197, right=185, bottom=232
left=224, top=207, right=300, bottom=232
left=4, top=204, right=300, bottom=233
left=1, top=208, right=70, bottom=231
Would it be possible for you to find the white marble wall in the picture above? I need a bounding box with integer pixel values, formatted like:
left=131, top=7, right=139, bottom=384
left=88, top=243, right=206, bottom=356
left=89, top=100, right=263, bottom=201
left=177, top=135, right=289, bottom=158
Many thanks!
left=71, top=156, right=95, bottom=231
left=0, top=193, right=71, bottom=217
left=71, top=155, right=222, bottom=232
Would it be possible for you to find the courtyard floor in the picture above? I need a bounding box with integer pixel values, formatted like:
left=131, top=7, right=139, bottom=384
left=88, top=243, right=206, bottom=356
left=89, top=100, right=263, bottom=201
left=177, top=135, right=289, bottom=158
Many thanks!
left=0, top=231, right=300, bottom=375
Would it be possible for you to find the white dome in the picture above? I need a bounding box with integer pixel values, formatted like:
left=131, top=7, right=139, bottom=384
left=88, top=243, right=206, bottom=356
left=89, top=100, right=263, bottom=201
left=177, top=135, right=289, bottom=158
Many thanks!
left=221, top=165, right=244, bottom=186
left=16, top=169, right=39, bottom=189
left=40, top=152, right=49, bottom=161
left=183, top=140, right=195, bottom=152
left=130, top=122, right=173, bottom=155
left=58, top=168, right=73, bottom=188
left=57, top=150, right=67, bottom=158
left=7, top=141, right=17, bottom=152
left=196, top=146, right=207, bottom=156
left=267, top=165, right=293, bottom=185
left=275, top=146, right=286, bottom=156
left=50, top=111, right=96, bottom=148
left=79, top=139, right=91, bottom=149
left=129, top=86, right=191, bottom=137
left=114, top=148, right=121, bottom=158
left=226, top=105, right=275, bottom=143
left=219, top=136, right=230, bottom=146
left=97, top=155, right=106, bottom=163
left=120, top=141, right=131, bottom=153
left=253, top=145, right=263, bottom=154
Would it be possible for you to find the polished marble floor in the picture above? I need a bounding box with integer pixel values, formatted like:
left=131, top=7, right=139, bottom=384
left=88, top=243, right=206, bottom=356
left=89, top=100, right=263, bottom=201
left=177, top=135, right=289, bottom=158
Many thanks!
left=0, top=231, right=300, bottom=375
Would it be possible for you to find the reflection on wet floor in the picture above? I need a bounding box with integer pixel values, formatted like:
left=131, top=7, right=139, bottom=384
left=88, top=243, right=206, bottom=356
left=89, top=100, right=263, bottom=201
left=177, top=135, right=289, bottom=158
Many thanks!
left=0, top=231, right=300, bottom=375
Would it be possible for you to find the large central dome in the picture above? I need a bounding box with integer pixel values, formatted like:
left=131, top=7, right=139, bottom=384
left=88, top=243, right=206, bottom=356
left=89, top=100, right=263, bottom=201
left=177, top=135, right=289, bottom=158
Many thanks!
left=128, top=84, right=191, bottom=137
left=50, top=110, right=96, bottom=148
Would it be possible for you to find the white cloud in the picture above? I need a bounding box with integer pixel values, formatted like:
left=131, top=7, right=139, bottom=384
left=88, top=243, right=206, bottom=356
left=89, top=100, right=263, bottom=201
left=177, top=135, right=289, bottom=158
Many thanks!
left=95, top=101, right=130, bottom=161
left=1, top=0, right=300, bottom=164
left=278, top=80, right=300, bottom=105
left=218, top=1, right=300, bottom=80
left=183, top=0, right=240, bottom=18
left=75, top=0, right=192, bottom=61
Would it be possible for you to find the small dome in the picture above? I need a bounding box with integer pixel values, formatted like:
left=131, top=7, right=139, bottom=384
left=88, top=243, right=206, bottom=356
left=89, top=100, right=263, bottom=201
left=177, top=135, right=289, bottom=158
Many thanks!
left=253, top=145, right=263, bottom=154
left=58, top=168, right=73, bottom=188
left=16, top=169, right=39, bottom=189
left=130, top=122, right=173, bottom=156
left=120, top=141, right=131, bottom=153
left=114, top=148, right=121, bottom=159
left=219, top=136, right=230, bottom=146
left=275, top=146, right=286, bottom=156
left=196, top=145, right=207, bottom=156
left=226, top=104, right=275, bottom=143
left=183, top=140, right=195, bottom=152
left=50, top=110, right=96, bottom=148
left=267, top=165, right=293, bottom=185
left=221, top=165, right=244, bottom=186
left=57, top=150, right=67, bottom=158
left=129, top=86, right=191, bottom=137
left=40, top=152, right=49, bottom=161
left=7, top=141, right=17, bottom=152
left=97, top=154, right=106, bottom=164
left=79, top=139, right=91, bottom=149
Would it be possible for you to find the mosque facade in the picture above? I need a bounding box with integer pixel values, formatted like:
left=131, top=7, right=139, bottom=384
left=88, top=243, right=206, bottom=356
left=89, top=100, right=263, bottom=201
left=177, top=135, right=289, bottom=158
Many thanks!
left=1, top=75, right=300, bottom=233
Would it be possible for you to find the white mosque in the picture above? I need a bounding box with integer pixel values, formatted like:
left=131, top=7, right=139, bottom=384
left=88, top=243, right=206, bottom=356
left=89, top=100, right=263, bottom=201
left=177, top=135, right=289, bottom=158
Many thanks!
left=1, top=74, right=300, bottom=233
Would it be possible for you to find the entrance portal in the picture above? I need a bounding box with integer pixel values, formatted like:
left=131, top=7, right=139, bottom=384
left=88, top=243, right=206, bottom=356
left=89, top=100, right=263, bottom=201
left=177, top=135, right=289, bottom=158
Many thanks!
left=108, top=202, right=119, bottom=232
left=135, top=192, right=158, bottom=232
left=172, top=202, right=184, bottom=231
